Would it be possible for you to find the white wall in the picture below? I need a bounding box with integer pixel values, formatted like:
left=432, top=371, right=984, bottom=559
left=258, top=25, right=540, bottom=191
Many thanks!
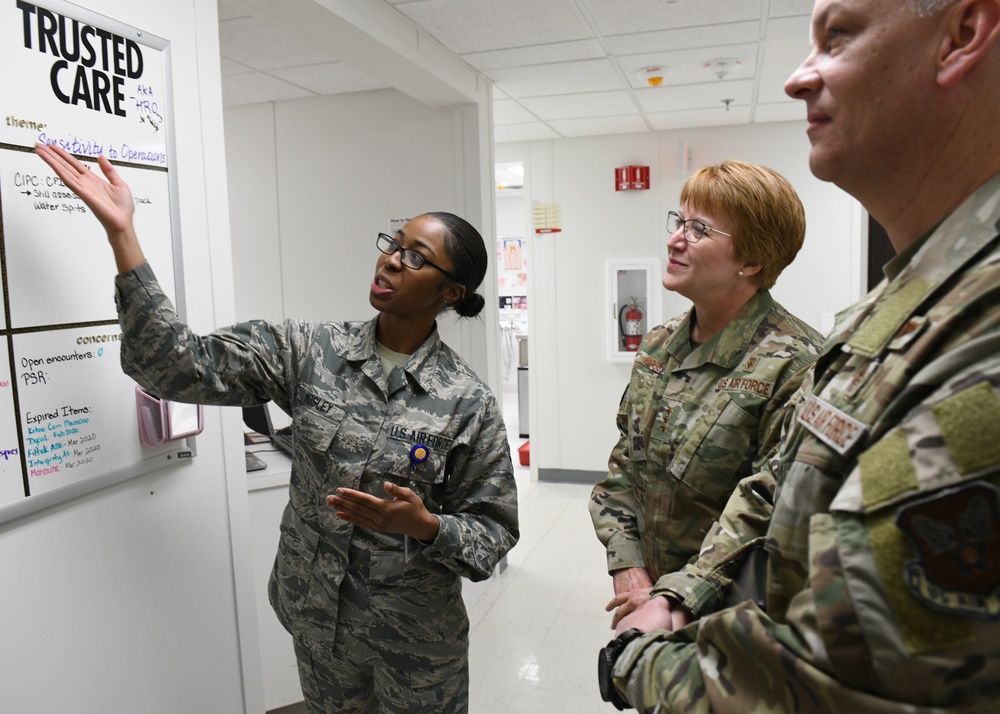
left=224, top=88, right=499, bottom=388
left=498, top=121, right=863, bottom=479
left=0, top=1, right=259, bottom=713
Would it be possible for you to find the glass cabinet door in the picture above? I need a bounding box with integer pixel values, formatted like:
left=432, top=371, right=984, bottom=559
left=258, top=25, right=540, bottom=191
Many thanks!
left=606, top=258, right=661, bottom=363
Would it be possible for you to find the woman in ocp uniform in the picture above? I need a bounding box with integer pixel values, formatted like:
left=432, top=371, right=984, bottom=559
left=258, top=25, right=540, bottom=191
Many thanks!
left=590, top=160, right=821, bottom=627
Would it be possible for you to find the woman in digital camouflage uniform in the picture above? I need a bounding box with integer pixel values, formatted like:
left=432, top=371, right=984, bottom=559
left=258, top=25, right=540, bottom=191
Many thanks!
left=36, top=142, right=518, bottom=714
left=590, top=160, right=821, bottom=629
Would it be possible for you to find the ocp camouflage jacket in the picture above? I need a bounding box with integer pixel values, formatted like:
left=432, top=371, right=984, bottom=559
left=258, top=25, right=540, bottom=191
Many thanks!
left=617, top=172, right=1000, bottom=713
left=591, top=290, right=821, bottom=581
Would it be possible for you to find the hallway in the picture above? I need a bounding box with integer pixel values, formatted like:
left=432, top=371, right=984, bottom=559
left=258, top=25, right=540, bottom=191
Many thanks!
left=462, top=387, right=617, bottom=713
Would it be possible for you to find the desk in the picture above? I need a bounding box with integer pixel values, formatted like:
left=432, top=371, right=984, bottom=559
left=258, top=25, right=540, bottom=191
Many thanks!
left=246, top=446, right=293, bottom=492
left=244, top=446, right=303, bottom=710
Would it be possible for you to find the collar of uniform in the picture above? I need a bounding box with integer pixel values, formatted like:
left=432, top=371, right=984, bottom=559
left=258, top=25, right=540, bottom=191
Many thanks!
left=349, top=317, right=446, bottom=394
left=667, top=290, right=774, bottom=370
left=820, top=282, right=887, bottom=361
left=848, top=171, right=1000, bottom=358
left=344, top=318, right=380, bottom=361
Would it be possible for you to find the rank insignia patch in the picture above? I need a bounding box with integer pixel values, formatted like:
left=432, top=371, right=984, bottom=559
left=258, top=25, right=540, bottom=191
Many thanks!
left=896, top=482, right=1000, bottom=619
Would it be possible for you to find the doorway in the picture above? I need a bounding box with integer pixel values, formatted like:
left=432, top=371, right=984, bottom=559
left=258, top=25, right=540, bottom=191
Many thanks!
left=495, top=161, right=528, bottom=444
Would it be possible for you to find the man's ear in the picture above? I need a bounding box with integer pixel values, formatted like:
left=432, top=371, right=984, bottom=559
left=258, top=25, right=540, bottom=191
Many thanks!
left=937, top=0, right=1000, bottom=88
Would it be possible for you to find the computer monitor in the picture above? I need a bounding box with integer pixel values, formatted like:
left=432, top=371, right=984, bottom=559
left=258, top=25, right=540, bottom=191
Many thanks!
left=242, top=403, right=294, bottom=455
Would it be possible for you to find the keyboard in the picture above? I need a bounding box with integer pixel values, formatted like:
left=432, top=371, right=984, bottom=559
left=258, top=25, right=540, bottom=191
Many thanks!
left=271, top=427, right=294, bottom=455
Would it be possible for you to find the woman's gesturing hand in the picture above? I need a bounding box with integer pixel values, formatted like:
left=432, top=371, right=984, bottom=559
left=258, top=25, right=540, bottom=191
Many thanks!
left=327, top=481, right=440, bottom=542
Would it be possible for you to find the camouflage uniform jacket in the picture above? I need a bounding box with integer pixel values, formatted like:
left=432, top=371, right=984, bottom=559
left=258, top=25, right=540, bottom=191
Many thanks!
left=590, top=291, right=821, bottom=581
left=614, top=173, right=1000, bottom=711
left=114, top=262, right=519, bottom=659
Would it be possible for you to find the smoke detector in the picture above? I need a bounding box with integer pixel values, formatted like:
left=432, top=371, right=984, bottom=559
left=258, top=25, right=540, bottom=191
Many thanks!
left=703, top=57, right=743, bottom=80
left=636, top=65, right=673, bottom=87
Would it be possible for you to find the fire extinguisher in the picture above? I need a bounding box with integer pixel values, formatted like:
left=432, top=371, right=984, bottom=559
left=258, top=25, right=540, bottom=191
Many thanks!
left=618, top=298, right=644, bottom=352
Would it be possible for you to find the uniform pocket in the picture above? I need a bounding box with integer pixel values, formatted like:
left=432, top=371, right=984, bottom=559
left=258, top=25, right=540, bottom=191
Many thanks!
left=368, top=549, right=463, bottom=643
left=293, top=404, right=346, bottom=454
left=666, top=394, right=759, bottom=501
left=270, top=503, right=322, bottom=614
left=378, top=426, right=451, bottom=510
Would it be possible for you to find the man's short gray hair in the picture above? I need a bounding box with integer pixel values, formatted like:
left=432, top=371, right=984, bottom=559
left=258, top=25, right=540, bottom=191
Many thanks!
left=907, top=0, right=957, bottom=17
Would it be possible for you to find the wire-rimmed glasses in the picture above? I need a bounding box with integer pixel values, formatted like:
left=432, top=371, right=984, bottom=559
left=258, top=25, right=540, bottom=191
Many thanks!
left=666, top=211, right=732, bottom=243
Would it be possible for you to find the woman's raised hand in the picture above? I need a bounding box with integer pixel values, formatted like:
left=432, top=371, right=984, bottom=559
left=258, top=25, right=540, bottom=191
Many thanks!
left=35, top=142, right=145, bottom=273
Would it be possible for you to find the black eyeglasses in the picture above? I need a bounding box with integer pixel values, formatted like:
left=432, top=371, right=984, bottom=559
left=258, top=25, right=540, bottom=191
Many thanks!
left=376, top=233, right=464, bottom=284
left=667, top=210, right=732, bottom=243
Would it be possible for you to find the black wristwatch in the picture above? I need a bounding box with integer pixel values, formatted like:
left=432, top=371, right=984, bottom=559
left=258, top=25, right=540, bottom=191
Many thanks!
left=598, top=628, right=644, bottom=710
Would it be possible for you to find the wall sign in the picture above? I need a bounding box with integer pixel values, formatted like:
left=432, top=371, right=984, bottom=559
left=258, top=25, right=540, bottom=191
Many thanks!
left=0, top=0, right=188, bottom=523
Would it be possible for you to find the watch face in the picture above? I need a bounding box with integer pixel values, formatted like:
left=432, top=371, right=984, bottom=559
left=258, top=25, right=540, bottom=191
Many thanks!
left=598, top=646, right=615, bottom=700
left=598, top=630, right=644, bottom=709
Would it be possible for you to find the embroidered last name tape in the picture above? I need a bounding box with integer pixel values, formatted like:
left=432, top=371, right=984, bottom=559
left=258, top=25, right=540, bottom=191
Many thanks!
left=797, top=394, right=868, bottom=455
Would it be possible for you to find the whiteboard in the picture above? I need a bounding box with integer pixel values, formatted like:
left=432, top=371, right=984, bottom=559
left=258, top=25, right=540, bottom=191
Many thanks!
left=0, top=0, right=192, bottom=523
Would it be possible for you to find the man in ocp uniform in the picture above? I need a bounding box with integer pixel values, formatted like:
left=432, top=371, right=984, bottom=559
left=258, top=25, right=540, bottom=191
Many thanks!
left=597, top=0, right=1000, bottom=710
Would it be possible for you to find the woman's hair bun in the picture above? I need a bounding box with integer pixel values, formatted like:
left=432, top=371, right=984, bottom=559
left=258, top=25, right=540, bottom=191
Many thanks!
left=455, top=292, right=485, bottom=318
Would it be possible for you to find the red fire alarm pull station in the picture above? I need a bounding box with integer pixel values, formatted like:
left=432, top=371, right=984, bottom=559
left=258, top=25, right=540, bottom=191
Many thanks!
left=615, top=165, right=650, bottom=191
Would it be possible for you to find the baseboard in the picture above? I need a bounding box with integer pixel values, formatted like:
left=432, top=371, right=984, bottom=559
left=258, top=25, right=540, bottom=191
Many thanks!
left=537, top=468, right=604, bottom=484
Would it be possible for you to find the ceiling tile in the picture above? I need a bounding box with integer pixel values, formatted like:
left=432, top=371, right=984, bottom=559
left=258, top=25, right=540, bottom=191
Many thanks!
left=218, top=16, right=338, bottom=71
left=618, top=43, right=759, bottom=87
left=493, top=99, right=542, bottom=125
left=521, top=91, right=638, bottom=121
left=769, top=0, right=815, bottom=17
left=547, top=114, right=650, bottom=138
left=495, top=122, right=562, bottom=143
left=462, top=40, right=606, bottom=71
left=636, top=79, right=754, bottom=113
left=217, top=0, right=826, bottom=135
left=393, top=0, right=594, bottom=54
left=485, top=58, right=624, bottom=99
left=222, top=72, right=315, bottom=106
left=220, top=56, right=253, bottom=77
left=757, top=15, right=812, bottom=103
left=269, top=63, right=389, bottom=95
left=603, top=21, right=760, bottom=56
left=217, top=1, right=250, bottom=21
left=583, top=0, right=763, bottom=36
left=647, top=104, right=752, bottom=131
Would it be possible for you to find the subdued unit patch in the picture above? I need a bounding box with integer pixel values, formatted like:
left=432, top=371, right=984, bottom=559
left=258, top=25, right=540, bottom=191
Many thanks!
left=850, top=280, right=929, bottom=356
left=868, top=511, right=973, bottom=654
left=859, top=429, right=918, bottom=508
left=933, top=381, right=1000, bottom=474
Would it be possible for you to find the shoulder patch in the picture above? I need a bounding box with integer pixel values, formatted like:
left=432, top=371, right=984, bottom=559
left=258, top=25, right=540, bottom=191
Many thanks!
left=859, top=429, right=918, bottom=508
left=849, top=279, right=929, bottom=356
left=932, top=381, right=1000, bottom=475
left=896, top=482, right=1000, bottom=619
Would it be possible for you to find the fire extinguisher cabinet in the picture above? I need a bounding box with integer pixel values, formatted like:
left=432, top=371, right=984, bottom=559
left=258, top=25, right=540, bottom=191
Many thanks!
left=606, top=258, right=662, bottom=363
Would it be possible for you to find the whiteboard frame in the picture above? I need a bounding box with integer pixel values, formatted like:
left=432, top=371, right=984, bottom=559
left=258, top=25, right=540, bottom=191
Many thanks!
left=0, top=0, right=193, bottom=525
